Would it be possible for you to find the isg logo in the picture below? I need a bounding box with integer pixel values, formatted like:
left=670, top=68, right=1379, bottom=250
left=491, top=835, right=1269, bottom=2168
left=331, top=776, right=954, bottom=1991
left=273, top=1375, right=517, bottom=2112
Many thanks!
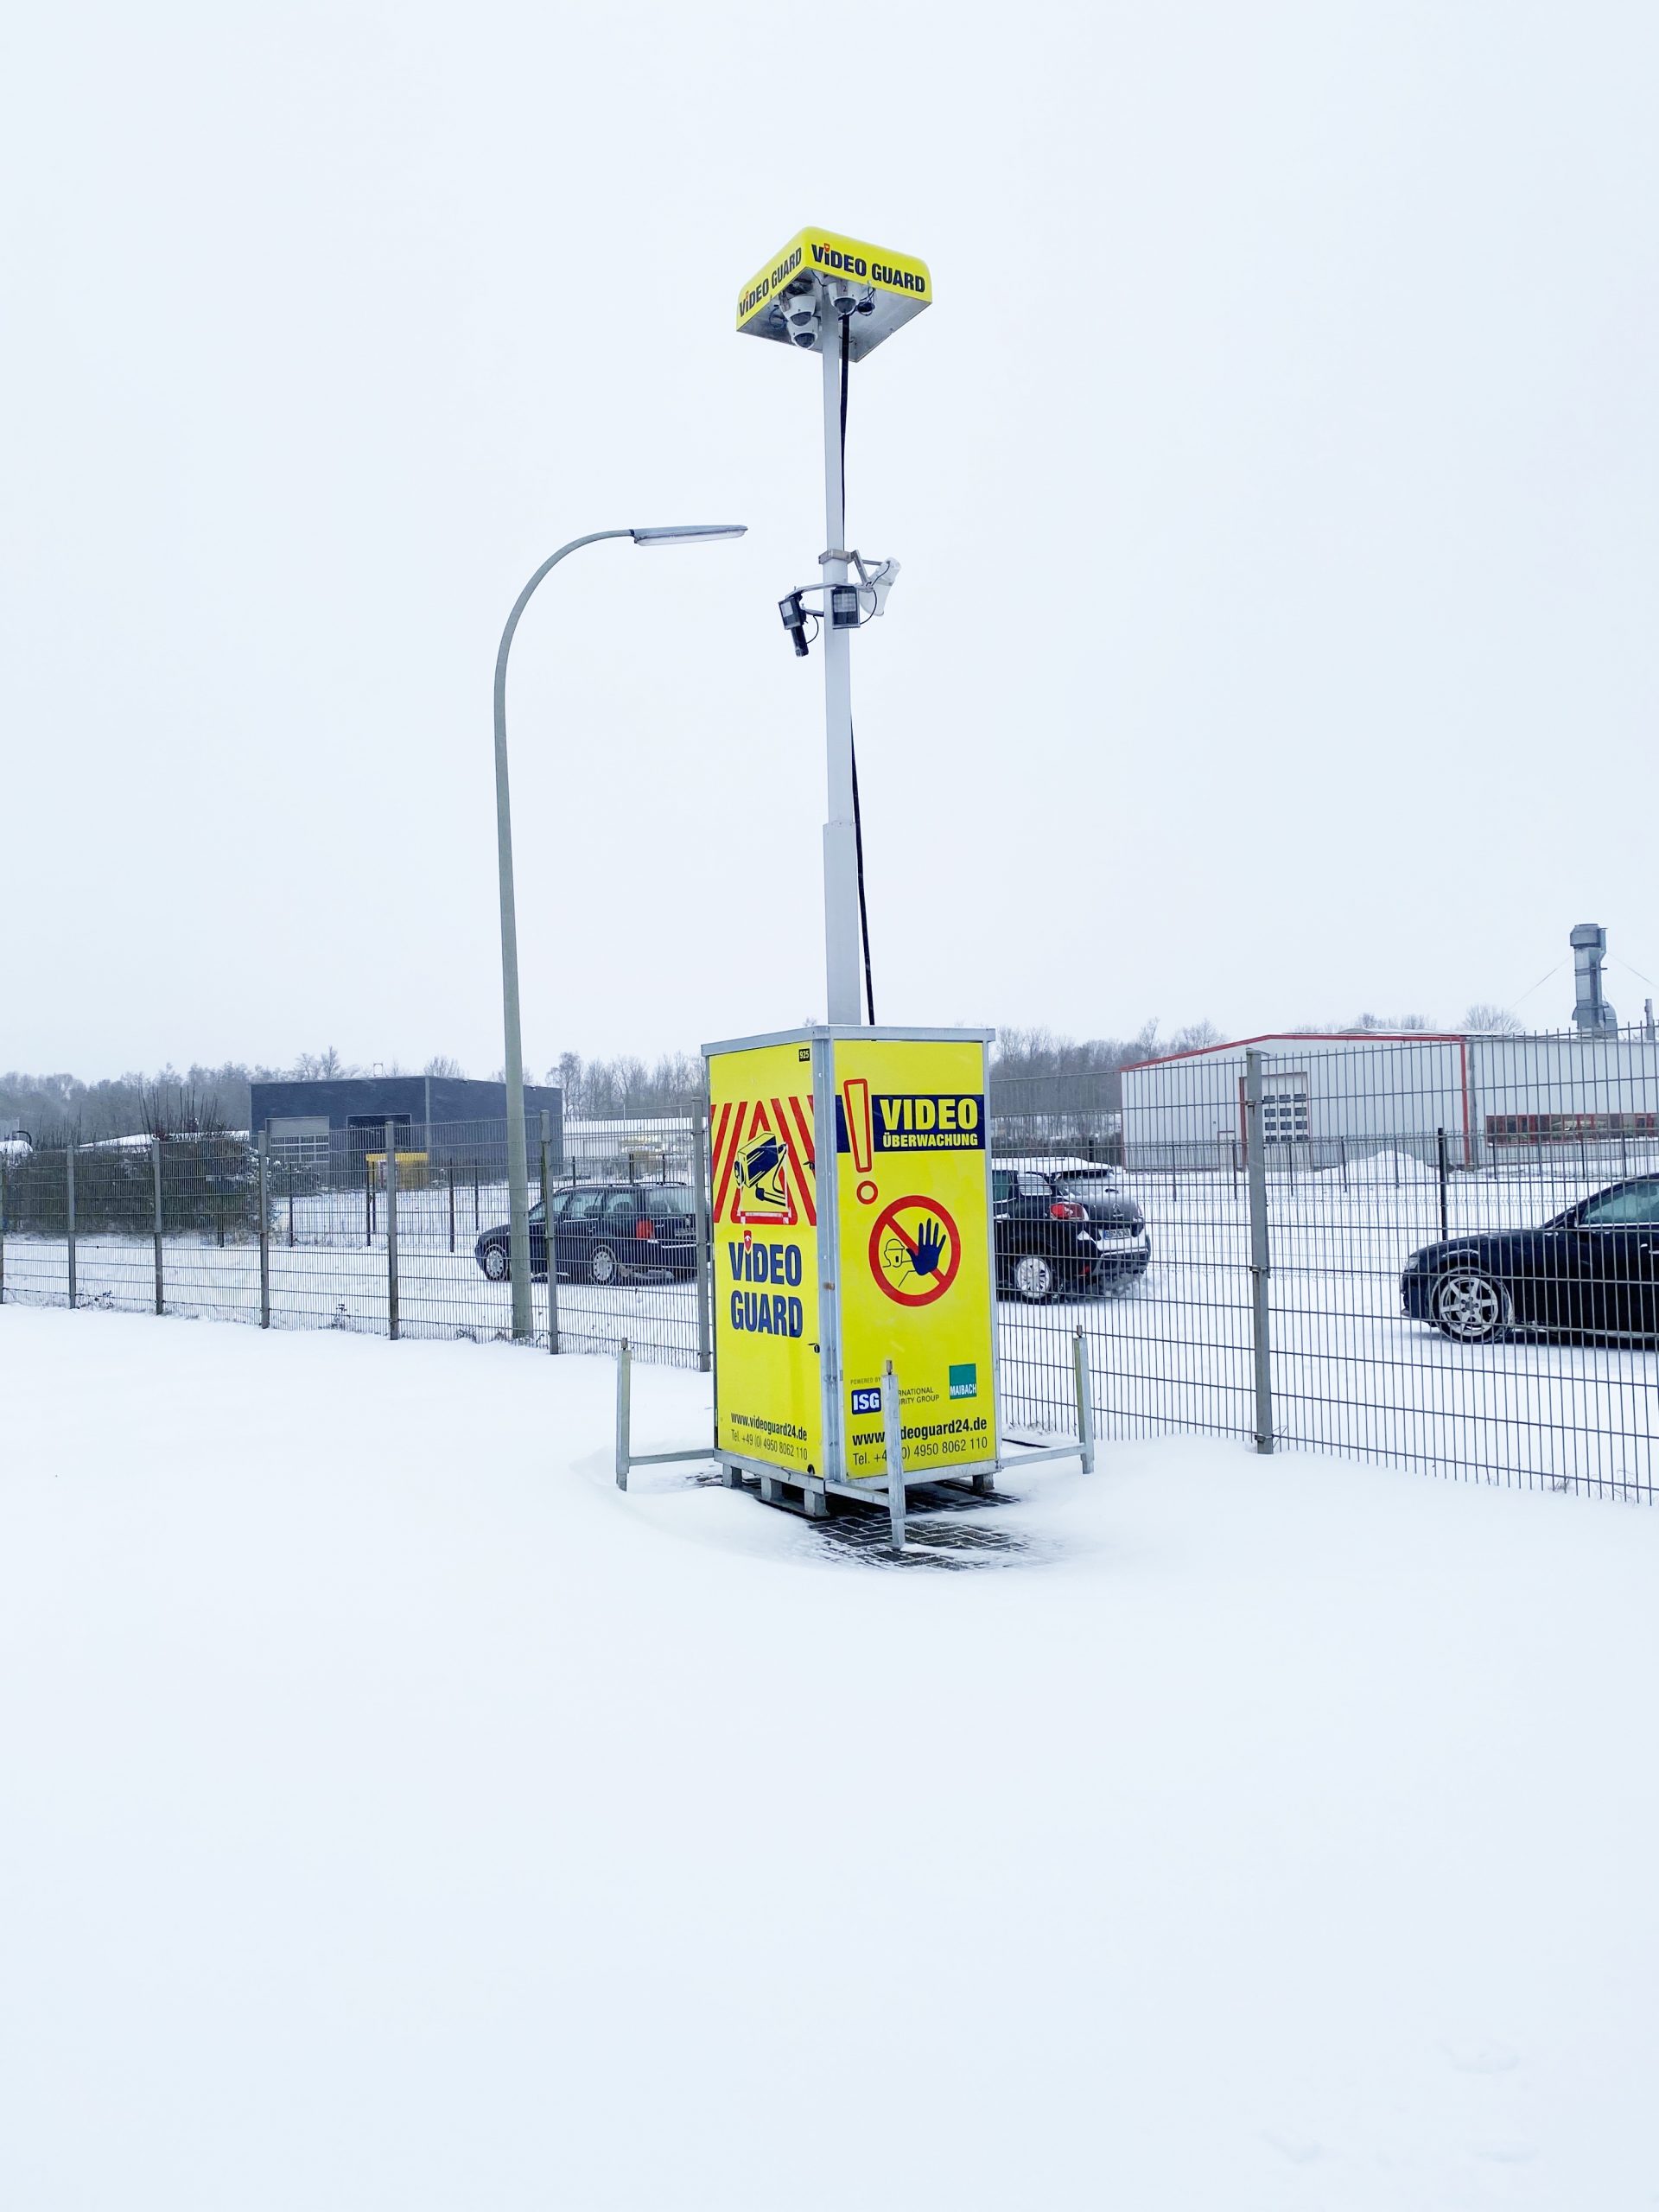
left=849, top=1388, right=883, bottom=1416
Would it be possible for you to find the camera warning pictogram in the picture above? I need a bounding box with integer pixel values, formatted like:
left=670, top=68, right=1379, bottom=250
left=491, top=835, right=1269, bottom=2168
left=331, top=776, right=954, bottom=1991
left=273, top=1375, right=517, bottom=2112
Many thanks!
left=868, top=1195, right=963, bottom=1307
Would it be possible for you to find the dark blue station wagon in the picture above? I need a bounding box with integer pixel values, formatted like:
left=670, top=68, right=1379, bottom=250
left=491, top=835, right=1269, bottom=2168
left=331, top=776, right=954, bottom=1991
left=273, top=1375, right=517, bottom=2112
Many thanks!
left=475, top=1181, right=698, bottom=1287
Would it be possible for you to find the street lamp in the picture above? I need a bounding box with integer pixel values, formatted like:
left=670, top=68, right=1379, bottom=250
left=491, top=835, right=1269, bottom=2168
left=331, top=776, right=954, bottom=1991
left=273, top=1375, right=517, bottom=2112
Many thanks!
left=493, top=524, right=746, bottom=1342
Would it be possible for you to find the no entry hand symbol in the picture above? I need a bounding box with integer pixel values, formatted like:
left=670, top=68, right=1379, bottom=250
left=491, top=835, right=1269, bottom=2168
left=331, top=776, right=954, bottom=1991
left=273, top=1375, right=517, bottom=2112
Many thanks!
left=868, top=1195, right=962, bottom=1307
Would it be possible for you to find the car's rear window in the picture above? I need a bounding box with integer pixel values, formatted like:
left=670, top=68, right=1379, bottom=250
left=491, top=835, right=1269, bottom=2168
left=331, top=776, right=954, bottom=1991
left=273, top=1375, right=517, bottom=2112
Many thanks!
left=1054, top=1177, right=1124, bottom=1203
left=645, top=1185, right=694, bottom=1219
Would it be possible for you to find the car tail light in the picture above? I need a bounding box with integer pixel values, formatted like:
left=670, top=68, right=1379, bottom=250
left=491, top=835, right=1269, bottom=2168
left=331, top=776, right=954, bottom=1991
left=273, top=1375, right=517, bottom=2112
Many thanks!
left=635, top=1217, right=656, bottom=1241
left=1049, top=1200, right=1086, bottom=1220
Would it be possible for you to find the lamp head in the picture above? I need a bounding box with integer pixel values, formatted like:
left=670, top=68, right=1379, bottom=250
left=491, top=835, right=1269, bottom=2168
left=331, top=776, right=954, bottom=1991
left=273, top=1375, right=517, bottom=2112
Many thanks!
left=630, top=524, right=747, bottom=546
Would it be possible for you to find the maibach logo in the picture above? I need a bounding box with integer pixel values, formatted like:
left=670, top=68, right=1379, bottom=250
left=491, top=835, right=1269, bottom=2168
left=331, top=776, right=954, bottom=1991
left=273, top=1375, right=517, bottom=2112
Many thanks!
left=949, top=1363, right=978, bottom=1400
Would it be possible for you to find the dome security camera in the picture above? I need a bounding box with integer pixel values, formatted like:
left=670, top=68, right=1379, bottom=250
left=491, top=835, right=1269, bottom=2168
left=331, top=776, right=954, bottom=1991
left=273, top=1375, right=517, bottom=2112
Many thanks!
left=781, top=278, right=820, bottom=348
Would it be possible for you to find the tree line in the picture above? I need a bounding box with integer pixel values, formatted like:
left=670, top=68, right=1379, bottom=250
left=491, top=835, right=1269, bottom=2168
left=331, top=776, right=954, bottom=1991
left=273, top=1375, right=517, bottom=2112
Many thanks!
left=0, top=1050, right=465, bottom=1145
left=0, top=1006, right=1530, bottom=1144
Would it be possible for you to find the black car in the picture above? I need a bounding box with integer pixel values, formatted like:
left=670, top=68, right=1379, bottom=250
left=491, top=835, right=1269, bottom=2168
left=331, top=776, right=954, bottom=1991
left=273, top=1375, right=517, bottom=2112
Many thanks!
left=992, top=1160, right=1151, bottom=1303
left=1402, top=1174, right=1659, bottom=1343
left=474, top=1181, right=699, bottom=1287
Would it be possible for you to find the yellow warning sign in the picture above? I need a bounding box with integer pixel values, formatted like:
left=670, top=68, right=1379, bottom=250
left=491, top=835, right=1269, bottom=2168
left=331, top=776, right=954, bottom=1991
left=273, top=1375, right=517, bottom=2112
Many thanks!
left=832, top=1036, right=995, bottom=1480
left=708, top=1041, right=823, bottom=1477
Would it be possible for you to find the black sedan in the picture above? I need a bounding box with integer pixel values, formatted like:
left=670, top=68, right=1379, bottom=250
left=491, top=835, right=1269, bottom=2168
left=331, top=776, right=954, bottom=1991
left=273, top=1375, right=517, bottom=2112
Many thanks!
left=992, top=1160, right=1151, bottom=1303
left=475, top=1181, right=699, bottom=1287
left=1402, top=1174, right=1659, bottom=1343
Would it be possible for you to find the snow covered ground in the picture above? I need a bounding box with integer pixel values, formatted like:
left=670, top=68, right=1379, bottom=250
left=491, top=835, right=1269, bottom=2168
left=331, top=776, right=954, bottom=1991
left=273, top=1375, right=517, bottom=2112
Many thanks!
left=5, top=1153, right=1656, bottom=1495
left=3, top=1304, right=1657, bottom=2208
left=0, top=1228, right=702, bottom=1363
left=1001, top=1162, right=1659, bottom=1494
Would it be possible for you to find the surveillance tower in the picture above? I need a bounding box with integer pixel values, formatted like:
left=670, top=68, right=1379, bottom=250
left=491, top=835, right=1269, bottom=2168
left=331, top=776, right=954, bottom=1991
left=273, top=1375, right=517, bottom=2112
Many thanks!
left=736, top=227, right=931, bottom=1026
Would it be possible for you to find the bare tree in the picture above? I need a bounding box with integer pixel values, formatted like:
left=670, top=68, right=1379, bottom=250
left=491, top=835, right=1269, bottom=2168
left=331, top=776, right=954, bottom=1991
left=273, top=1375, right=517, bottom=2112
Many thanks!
left=423, top=1054, right=467, bottom=1077
left=543, top=1051, right=699, bottom=1119
left=1293, top=1013, right=1438, bottom=1035
left=1170, top=1019, right=1224, bottom=1053
left=1461, top=1003, right=1523, bottom=1034
left=291, top=1046, right=356, bottom=1080
left=140, top=1081, right=227, bottom=1139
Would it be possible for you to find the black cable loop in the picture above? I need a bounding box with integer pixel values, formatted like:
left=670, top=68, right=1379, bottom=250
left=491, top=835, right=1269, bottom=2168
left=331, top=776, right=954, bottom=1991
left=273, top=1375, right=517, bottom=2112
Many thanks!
left=839, top=312, right=877, bottom=1027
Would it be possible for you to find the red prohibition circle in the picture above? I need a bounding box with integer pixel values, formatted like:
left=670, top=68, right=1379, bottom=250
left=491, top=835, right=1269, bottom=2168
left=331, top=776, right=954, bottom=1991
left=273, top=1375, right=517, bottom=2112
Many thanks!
left=868, top=1195, right=962, bottom=1307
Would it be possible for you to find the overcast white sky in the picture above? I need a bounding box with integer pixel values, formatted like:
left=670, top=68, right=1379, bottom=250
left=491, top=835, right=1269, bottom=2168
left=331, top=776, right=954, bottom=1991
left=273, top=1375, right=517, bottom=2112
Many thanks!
left=4, top=3, right=1656, bottom=1078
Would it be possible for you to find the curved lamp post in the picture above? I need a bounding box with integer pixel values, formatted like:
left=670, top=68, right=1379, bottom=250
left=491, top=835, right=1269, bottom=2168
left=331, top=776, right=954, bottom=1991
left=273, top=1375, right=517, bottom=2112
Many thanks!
left=493, top=523, right=747, bottom=1341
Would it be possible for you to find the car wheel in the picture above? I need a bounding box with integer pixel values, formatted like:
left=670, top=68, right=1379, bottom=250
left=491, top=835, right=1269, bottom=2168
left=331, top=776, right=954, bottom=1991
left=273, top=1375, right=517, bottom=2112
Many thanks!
left=588, top=1242, right=620, bottom=1287
left=1012, top=1252, right=1056, bottom=1304
left=1433, top=1265, right=1511, bottom=1344
left=480, top=1243, right=509, bottom=1281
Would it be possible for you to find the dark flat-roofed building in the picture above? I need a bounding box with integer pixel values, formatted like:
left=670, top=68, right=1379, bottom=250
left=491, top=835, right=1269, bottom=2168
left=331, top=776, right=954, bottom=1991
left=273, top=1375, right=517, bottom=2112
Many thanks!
left=250, top=1076, right=562, bottom=1165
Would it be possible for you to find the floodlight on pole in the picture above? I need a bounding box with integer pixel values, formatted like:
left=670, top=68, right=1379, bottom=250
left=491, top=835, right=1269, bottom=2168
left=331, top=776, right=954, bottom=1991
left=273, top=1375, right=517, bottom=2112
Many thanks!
left=735, top=226, right=931, bottom=1027
left=493, top=521, right=747, bottom=1342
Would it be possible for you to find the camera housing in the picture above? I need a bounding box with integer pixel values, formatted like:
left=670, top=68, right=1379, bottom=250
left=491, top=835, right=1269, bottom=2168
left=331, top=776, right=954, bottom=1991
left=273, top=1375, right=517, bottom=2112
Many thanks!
left=780, top=279, right=820, bottom=350
left=779, top=592, right=810, bottom=657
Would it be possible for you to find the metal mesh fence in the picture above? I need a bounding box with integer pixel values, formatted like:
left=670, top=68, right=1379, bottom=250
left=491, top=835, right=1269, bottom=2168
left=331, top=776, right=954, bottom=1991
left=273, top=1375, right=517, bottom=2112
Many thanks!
left=9, top=1035, right=1659, bottom=1503
left=0, top=1115, right=710, bottom=1370
left=997, top=1027, right=1659, bottom=1498
left=994, top=1128, right=1255, bottom=1445
left=1257, top=1034, right=1659, bottom=1496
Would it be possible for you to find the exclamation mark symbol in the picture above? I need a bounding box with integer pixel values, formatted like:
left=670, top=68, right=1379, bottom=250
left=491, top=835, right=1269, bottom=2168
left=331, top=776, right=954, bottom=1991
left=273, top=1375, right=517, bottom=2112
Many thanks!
left=844, top=1078, right=877, bottom=1205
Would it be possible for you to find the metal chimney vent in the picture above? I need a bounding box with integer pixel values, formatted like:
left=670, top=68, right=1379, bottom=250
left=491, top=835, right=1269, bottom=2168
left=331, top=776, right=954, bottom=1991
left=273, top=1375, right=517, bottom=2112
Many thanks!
left=1570, top=923, right=1617, bottom=1033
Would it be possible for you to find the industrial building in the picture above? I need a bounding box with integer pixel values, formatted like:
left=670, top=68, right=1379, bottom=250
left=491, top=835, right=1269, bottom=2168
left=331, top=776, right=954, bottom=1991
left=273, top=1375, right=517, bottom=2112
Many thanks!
left=1122, top=926, right=1659, bottom=1170
left=249, top=1075, right=562, bottom=1165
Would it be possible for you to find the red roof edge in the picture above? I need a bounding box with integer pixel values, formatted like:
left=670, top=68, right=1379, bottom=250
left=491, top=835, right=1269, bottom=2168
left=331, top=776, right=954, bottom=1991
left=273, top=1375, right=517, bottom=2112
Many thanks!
left=1122, top=1031, right=1469, bottom=1072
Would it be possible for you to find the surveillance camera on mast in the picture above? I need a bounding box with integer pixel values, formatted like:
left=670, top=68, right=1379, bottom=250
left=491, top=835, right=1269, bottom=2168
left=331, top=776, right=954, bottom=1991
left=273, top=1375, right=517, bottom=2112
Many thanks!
left=737, top=227, right=930, bottom=362
left=774, top=554, right=902, bottom=657
left=737, top=226, right=931, bottom=1030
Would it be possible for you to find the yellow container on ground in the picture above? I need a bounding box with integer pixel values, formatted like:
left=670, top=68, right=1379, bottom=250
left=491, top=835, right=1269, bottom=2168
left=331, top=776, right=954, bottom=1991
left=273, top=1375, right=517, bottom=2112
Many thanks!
left=705, top=1027, right=997, bottom=1489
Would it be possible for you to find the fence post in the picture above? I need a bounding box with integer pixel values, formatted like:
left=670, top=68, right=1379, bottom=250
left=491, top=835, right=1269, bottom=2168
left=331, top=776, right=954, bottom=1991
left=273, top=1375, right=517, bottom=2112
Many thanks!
left=448, top=1160, right=455, bottom=1255
left=257, top=1135, right=270, bottom=1329
left=1072, top=1325, right=1096, bottom=1474
left=287, top=1162, right=295, bottom=1248
left=1243, top=1050, right=1274, bottom=1456
left=691, top=1111, right=712, bottom=1375
left=1338, top=1135, right=1349, bottom=1194
left=541, top=1109, right=559, bottom=1355
left=1436, top=1126, right=1449, bottom=1243
left=66, top=1141, right=78, bottom=1310
left=882, top=1358, right=906, bottom=1553
left=151, top=1137, right=164, bottom=1314
left=0, top=1159, right=7, bottom=1304
left=385, top=1120, right=399, bottom=1340
left=615, top=1338, right=631, bottom=1490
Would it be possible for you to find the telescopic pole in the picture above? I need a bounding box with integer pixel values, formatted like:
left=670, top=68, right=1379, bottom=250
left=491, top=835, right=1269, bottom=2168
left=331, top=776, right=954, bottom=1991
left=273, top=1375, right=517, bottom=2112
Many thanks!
left=820, top=309, right=863, bottom=1027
